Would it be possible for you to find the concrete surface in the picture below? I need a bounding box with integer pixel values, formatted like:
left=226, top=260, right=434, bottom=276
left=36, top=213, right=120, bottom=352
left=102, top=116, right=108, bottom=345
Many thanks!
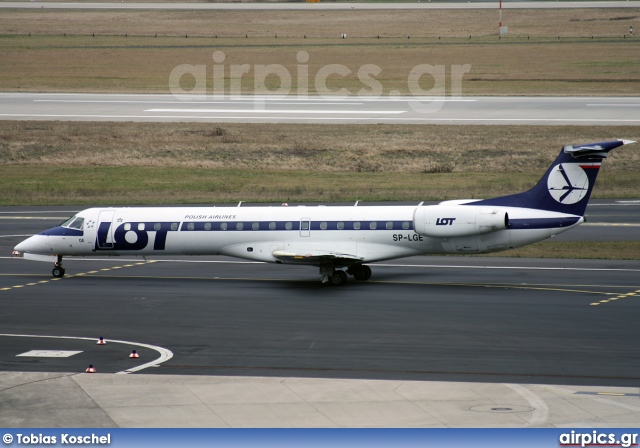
left=1, top=372, right=639, bottom=427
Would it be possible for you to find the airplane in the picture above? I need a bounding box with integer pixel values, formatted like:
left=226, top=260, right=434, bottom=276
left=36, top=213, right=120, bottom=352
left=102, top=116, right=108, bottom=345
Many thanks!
left=13, top=139, right=634, bottom=286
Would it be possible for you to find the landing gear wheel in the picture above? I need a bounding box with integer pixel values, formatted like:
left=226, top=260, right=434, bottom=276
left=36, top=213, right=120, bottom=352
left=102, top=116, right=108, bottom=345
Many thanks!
left=52, top=266, right=65, bottom=278
left=349, top=264, right=372, bottom=281
left=329, top=270, right=348, bottom=286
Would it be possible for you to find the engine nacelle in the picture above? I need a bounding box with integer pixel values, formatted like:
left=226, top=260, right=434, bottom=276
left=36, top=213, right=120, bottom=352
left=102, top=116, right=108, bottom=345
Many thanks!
left=413, top=205, right=509, bottom=238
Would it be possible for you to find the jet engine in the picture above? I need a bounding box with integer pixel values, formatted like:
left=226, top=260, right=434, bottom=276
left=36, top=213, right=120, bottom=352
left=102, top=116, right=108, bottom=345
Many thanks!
left=413, top=205, right=509, bottom=238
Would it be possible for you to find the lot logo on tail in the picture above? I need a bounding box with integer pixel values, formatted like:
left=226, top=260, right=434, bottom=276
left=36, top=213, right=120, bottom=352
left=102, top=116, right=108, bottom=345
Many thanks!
left=547, top=163, right=589, bottom=204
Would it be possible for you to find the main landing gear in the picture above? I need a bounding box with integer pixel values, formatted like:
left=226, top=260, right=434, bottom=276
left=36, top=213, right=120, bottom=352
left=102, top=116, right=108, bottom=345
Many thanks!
left=328, top=269, right=348, bottom=286
left=52, top=255, right=65, bottom=278
left=347, top=264, right=372, bottom=282
left=321, top=264, right=372, bottom=286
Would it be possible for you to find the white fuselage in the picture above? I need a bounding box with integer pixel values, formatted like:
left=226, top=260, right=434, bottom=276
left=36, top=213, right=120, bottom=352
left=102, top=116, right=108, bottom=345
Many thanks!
left=15, top=205, right=583, bottom=264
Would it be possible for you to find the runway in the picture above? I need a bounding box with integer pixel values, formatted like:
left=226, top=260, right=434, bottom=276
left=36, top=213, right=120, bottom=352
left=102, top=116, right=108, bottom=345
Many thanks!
left=2, top=93, right=640, bottom=125
left=2, top=1, right=640, bottom=9
left=1, top=201, right=640, bottom=388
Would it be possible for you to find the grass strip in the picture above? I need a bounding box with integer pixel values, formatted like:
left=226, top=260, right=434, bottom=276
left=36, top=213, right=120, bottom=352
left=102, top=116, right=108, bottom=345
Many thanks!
left=478, top=241, right=640, bottom=261
left=2, top=121, right=638, bottom=205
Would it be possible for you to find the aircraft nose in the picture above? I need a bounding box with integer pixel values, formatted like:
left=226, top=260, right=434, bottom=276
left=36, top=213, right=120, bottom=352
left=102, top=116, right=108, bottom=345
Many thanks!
left=14, top=235, right=46, bottom=254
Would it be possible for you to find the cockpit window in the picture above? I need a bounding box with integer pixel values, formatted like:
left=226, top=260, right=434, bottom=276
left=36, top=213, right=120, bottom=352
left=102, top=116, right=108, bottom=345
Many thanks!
left=60, top=216, right=77, bottom=227
left=61, top=216, right=84, bottom=230
left=68, top=217, right=84, bottom=230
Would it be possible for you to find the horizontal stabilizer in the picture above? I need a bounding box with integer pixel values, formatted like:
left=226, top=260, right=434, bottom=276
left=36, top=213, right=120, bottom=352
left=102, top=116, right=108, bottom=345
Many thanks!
left=563, top=139, right=635, bottom=158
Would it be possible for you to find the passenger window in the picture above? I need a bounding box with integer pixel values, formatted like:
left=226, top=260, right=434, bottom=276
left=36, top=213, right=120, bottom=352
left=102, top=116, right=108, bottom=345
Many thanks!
left=154, top=223, right=161, bottom=231
left=301, top=221, right=309, bottom=230
left=269, top=222, right=276, bottom=230
left=402, top=221, right=410, bottom=230
left=337, top=222, right=344, bottom=230
left=187, top=223, right=195, bottom=231
left=138, top=223, right=145, bottom=231
left=354, top=222, right=361, bottom=230
left=320, top=222, right=327, bottom=230
left=252, top=222, right=259, bottom=231
left=220, top=223, right=227, bottom=231
left=370, top=222, right=377, bottom=230
left=124, top=223, right=131, bottom=231
left=171, top=223, right=178, bottom=231
left=236, top=222, right=244, bottom=231
left=285, top=222, right=293, bottom=230
left=204, top=223, right=211, bottom=231
left=386, top=221, right=393, bottom=230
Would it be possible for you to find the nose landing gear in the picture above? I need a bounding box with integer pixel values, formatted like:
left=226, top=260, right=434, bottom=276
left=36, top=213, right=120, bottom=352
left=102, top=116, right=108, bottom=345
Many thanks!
left=52, top=255, right=65, bottom=278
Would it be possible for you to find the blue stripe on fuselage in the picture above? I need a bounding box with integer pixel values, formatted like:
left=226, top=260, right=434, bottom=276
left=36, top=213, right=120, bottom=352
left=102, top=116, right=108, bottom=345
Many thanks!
left=508, top=217, right=581, bottom=230
left=39, top=227, right=83, bottom=236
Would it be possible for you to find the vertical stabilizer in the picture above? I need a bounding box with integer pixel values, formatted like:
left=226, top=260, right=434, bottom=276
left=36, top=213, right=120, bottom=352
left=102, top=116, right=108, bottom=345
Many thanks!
left=472, top=140, right=634, bottom=216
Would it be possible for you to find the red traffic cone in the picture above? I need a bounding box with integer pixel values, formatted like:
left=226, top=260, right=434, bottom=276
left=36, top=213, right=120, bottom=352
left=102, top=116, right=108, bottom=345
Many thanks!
left=86, top=364, right=97, bottom=373
left=96, top=337, right=106, bottom=345
left=129, top=350, right=140, bottom=359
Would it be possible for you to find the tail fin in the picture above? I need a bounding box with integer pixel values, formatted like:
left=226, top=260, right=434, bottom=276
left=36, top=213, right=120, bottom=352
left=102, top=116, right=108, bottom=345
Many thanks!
left=473, top=139, right=635, bottom=216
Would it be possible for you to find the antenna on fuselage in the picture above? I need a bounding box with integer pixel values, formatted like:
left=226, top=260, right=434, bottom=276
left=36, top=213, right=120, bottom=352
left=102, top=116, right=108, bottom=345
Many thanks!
left=237, top=201, right=243, bottom=207
left=354, top=201, right=359, bottom=206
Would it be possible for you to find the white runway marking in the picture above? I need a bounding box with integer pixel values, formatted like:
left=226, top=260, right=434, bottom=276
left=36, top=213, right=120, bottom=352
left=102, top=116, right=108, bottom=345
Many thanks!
left=0, top=334, right=173, bottom=374
left=0, top=114, right=389, bottom=120
left=587, top=104, right=640, bottom=107
left=582, top=223, right=640, bottom=227
left=377, top=263, right=640, bottom=273
left=32, top=98, right=477, bottom=104
left=34, top=100, right=367, bottom=106
left=504, top=384, right=549, bottom=427
left=5, top=113, right=640, bottom=123
left=145, top=108, right=406, bottom=114
left=379, top=118, right=640, bottom=123
left=17, top=350, right=82, bottom=358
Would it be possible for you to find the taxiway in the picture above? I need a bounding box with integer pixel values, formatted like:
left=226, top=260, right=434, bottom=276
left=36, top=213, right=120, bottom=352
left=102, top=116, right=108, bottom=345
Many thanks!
left=2, top=93, right=640, bottom=125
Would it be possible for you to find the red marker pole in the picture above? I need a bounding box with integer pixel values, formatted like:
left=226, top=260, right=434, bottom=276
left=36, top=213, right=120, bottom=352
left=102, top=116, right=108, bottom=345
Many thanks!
left=499, top=0, right=503, bottom=29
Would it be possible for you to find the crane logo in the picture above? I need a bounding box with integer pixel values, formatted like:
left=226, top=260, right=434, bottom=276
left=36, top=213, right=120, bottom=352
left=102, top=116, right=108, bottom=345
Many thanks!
left=547, top=163, right=589, bottom=204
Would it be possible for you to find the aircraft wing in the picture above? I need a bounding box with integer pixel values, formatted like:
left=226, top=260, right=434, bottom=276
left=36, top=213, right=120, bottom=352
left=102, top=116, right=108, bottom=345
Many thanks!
left=272, top=249, right=363, bottom=266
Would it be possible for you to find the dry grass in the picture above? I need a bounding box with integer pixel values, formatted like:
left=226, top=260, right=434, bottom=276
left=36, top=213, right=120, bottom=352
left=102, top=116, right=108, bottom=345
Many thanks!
left=1, top=121, right=638, bottom=206
left=0, top=9, right=638, bottom=95
left=1, top=9, right=638, bottom=38
left=2, top=121, right=639, bottom=173
left=482, top=241, right=640, bottom=261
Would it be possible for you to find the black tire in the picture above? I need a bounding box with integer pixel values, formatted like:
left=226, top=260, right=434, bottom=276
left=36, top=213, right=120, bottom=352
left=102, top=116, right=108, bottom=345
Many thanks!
left=52, top=267, right=65, bottom=278
left=329, top=270, right=348, bottom=286
left=352, top=265, right=372, bottom=281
